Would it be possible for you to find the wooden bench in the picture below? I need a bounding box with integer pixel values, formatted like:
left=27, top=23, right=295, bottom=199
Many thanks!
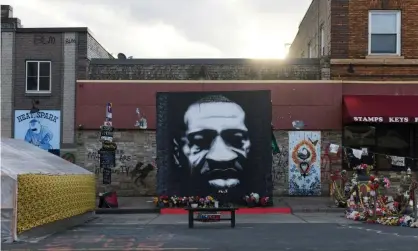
left=185, top=207, right=238, bottom=228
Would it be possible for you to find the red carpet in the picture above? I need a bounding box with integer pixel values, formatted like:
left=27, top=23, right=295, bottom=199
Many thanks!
left=160, top=207, right=292, bottom=214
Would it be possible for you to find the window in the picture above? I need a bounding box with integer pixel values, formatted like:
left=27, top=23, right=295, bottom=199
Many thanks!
left=319, top=25, right=325, bottom=56
left=368, top=10, right=401, bottom=55
left=343, top=124, right=414, bottom=170
left=26, top=61, right=51, bottom=93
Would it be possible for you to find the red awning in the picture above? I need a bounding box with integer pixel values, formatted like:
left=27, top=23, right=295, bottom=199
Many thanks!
left=343, top=95, right=418, bottom=123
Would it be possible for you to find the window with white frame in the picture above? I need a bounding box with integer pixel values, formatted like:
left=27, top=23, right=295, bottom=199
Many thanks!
left=369, top=10, right=401, bottom=55
left=320, top=25, right=325, bottom=56
left=26, top=61, right=51, bottom=93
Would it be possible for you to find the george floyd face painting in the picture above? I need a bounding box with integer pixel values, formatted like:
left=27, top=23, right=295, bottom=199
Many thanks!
left=156, top=91, right=272, bottom=200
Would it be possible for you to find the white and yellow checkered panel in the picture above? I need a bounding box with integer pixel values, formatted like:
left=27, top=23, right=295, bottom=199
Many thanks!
left=17, top=174, right=95, bottom=234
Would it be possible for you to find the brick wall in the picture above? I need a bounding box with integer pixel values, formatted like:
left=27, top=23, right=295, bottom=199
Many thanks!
left=62, top=32, right=77, bottom=145
left=76, top=130, right=157, bottom=196
left=87, top=33, right=113, bottom=60
left=76, top=130, right=343, bottom=196
left=14, top=32, right=63, bottom=110
left=331, top=64, right=418, bottom=80
left=330, top=0, right=418, bottom=80
left=330, top=0, right=349, bottom=58
left=88, top=59, right=322, bottom=80
left=348, top=0, right=418, bottom=59
left=1, top=31, right=14, bottom=138
left=76, top=32, right=88, bottom=80
left=288, top=0, right=332, bottom=58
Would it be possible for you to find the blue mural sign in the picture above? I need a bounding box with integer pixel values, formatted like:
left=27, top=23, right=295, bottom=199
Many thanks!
left=14, top=110, right=61, bottom=155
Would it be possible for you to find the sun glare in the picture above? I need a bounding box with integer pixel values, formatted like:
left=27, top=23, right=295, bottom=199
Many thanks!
left=241, top=29, right=288, bottom=59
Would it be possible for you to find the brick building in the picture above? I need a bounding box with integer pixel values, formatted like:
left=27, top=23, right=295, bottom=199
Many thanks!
left=288, top=0, right=418, bottom=80
left=76, top=79, right=418, bottom=197
left=1, top=5, right=113, bottom=156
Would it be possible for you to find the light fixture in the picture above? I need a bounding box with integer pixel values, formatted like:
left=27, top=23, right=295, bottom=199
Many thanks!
left=292, top=120, right=305, bottom=130
left=30, top=100, right=40, bottom=114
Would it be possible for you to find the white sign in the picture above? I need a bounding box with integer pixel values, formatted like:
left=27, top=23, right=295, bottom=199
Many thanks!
left=100, top=136, right=113, bottom=142
left=329, top=144, right=339, bottom=154
left=14, top=110, right=61, bottom=151
left=353, top=117, right=383, bottom=122
left=361, top=148, right=368, bottom=156
left=388, top=117, right=409, bottom=123
left=103, top=121, right=112, bottom=126
left=391, top=156, right=405, bottom=167
left=353, top=116, right=418, bottom=123
left=352, top=149, right=363, bottom=159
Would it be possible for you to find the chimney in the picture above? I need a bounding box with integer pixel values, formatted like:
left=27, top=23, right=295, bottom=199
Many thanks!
left=1, top=5, right=22, bottom=28
left=1, top=5, right=13, bottom=19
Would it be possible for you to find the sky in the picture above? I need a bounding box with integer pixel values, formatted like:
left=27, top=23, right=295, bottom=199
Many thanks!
left=5, top=0, right=312, bottom=58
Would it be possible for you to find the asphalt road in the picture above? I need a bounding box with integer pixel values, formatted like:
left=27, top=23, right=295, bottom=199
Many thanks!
left=3, top=213, right=418, bottom=251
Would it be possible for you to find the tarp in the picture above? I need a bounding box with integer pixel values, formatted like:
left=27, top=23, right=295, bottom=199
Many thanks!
left=0, top=138, right=92, bottom=243
left=1, top=138, right=90, bottom=180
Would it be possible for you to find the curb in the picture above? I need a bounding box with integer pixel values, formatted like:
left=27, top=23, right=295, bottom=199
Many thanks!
left=95, top=207, right=345, bottom=214
left=291, top=207, right=346, bottom=213
left=95, top=208, right=161, bottom=214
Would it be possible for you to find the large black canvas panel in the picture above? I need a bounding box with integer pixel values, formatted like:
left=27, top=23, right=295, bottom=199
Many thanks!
left=156, top=91, right=272, bottom=200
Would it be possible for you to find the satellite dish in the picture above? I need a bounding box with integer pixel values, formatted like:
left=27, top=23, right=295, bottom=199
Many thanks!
left=292, top=120, right=305, bottom=130
left=117, top=53, right=127, bottom=59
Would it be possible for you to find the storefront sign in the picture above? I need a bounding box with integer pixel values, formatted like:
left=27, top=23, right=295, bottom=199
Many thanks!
left=14, top=110, right=61, bottom=153
left=352, top=117, right=418, bottom=123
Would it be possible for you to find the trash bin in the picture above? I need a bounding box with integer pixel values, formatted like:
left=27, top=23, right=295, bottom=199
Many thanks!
left=98, top=191, right=119, bottom=208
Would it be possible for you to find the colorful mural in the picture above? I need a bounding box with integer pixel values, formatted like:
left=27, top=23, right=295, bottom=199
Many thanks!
left=288, top=131, right=321, bottom=196
left=156, top=91, right=273, bottom=201
left=14, top=110, right=61, bottom=155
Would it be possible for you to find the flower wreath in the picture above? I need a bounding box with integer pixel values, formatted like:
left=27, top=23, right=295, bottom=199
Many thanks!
left=291, top=139, right=317, bottom=165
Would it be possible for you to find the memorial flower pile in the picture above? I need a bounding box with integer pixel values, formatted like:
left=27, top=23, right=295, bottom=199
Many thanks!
left=344, top=170, right=418, bottom=228
left=243, top=193, right=270, bottom=207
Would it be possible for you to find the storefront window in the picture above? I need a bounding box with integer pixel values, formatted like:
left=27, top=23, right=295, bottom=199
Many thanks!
left=343, top=124, right=414, bottom=170
left=343, top=125, right=376, bottom=169
left=376, top=124, right=411, bottom=170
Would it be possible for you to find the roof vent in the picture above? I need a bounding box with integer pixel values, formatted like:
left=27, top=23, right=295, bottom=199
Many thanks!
left=117, top=53, right=127, bottom=59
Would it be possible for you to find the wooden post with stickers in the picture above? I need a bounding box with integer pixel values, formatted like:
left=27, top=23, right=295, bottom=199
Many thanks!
left=98, top=103, right=119, bottom=208
left=99, top=103, right=116, bottom=184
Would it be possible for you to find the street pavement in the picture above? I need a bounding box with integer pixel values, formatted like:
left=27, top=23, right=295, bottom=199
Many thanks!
left=3, top=213, right=418, bottom=251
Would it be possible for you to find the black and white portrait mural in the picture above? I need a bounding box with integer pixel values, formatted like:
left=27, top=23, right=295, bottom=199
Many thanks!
left=156, top=91, right=272, bottom=201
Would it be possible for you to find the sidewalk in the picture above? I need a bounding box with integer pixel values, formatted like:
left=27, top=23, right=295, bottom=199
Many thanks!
left=95, top=196, right=345, bottom=214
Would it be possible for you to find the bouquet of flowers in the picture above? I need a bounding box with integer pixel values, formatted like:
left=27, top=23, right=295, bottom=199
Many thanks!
left=154, top=195, right=169, bottom=207
left=259, top=196, right=270, bottom=207
left=243, top=193, right=260, bottom=207
left=368, top=175, right=391, bottom=196
left=353, top=164, right=373, bottom=175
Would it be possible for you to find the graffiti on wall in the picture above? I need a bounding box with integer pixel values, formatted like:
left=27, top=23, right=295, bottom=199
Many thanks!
left=288, top=131, right=321, bottom=196
left=85, top=146, right=156, bottom=187
left=272, top=146, right=289, bottom=185
left=156, top=91, right=273, bottom=199
left=62, top=152, right=76, bottom=163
